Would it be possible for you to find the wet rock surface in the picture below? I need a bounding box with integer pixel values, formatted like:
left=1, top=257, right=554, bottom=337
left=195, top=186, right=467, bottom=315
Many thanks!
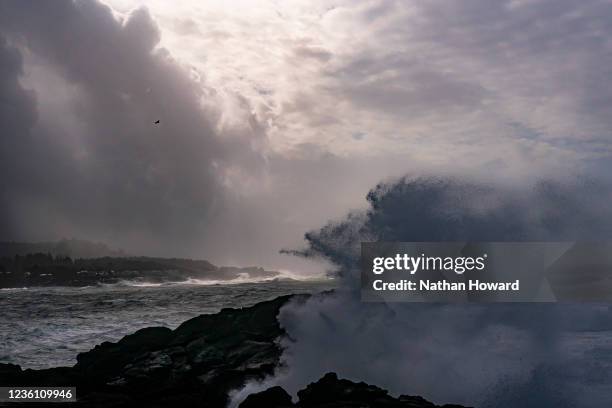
left=239, top=385, right=294, bottom=408
left=0, top=295, right=300, bottom=407
left=239, top=372, right=470, bottom=408
left=1, top=295, right=468, bottom=408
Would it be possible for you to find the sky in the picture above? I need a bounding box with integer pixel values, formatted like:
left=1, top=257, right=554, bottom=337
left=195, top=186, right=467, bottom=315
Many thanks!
left=1, top=0, right=612, bottom=273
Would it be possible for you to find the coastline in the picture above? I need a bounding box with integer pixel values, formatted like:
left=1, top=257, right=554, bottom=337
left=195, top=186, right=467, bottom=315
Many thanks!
left=0, top=293, right=468, bottom=408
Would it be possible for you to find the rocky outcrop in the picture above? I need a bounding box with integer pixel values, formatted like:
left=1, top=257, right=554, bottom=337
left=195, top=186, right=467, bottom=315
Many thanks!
left=0, top=294, right=303, bottom=407
left=239, top=385, right=294, bottom=408
left=1, top=296, right=469, bottom=408
left=239, top=372, right=470, bottom=408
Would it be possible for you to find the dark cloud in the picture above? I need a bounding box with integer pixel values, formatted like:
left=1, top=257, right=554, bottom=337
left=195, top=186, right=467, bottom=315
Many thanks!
left=0, top=1, right=394, bottom=269
left=0, top=35, right=38, bottom=235
left=1, top=0, right=612, bottom=270
left=0, top=0, right=266, bottom=257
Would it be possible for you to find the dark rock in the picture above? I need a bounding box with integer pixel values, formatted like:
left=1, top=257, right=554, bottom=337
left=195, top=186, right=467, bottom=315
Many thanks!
left=0, top=296, right=469, bottom=408
left=0, top=363, right=21, bottom=378
left=239, top=386, right=293, bottom=408
left=0, top=295, right=305, bottom=407
left=298, top=372, right=396, bottom=406
left=238, top=372, right=471, bottom=408
left=75, top=326, right=173, bottom=380
left=297, top=372, right=402, bottom=407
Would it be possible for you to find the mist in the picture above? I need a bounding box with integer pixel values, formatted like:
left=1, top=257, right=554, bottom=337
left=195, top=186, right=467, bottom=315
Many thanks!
left=231, top=176, right=612, bottom=407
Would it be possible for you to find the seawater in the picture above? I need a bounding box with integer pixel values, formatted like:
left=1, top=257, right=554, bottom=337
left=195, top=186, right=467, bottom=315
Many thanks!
left=0, top=280, right=335, bottom=369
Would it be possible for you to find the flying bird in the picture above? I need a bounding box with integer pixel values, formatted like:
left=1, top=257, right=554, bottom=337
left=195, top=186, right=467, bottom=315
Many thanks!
left=154, top=120, right=160, bottom=124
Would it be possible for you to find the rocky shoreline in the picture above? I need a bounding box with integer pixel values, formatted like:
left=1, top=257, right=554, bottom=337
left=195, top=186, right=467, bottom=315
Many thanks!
left=0, top=254, right=279, bottom=288
left=0, top=294, right=469, bottom=407
left=239, top=372, right=468, bottom=408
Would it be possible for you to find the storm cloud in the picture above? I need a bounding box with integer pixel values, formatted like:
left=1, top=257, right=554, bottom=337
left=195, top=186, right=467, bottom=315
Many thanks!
left=0, top=0, right=425, bottom=270
left=0, top=1, right=231, bottom=254
left=2, top=0, right=612, bottom=272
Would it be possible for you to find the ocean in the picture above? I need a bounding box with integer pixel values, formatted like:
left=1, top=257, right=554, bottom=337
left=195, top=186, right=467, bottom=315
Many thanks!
left=0, top=280, right=335, bottom=369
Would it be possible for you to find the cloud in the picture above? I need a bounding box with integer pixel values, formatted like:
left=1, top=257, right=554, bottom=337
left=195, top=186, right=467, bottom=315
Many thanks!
left=0, top=35, right=38, bottom=235
left=103, top=0, right=612, bottom=165
left=0, top=0, right=267, bottom=258
left=2, top=0, right=612, bottom=271
left=0, top=1, right=436, bottom=270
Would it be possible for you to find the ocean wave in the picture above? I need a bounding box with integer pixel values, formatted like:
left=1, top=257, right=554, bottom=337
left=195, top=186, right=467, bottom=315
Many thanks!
left=111, top=270, right=328, bottom=287
left=119, top=281, right=165, bottom=287
left=94, top=276, right=275, bottom=288
left=1, top=280, right=335, bottom=369
left=182, top=271, right=330, bottom=286
left=182, top=276, right=278, bottom=286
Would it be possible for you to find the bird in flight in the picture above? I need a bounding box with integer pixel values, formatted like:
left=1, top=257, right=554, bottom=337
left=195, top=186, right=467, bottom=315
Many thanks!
left=154, top=120, right=160, bottom=124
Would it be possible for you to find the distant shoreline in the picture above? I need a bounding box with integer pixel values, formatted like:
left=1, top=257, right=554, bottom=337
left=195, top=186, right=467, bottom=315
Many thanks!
left=0, top=253, right=283, bottom=289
